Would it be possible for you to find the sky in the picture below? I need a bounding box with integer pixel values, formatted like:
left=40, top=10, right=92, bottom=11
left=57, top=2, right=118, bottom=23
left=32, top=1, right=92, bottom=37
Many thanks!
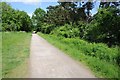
left=7, top=2, right=59, bottom=17
left=6, top=1, right=100, bottom=17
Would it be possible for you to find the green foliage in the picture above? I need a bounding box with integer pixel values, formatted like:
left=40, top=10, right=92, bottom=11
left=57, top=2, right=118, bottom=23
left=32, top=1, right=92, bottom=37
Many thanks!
left=32, top=8, right=46, bottom=31
left=39, top=23, right=55, bottom=34
left=0, top=32, right=2, bottom=78
left=38, top=33, right=120, bottom=78
left=77, top=21, right=88, bottom=39
left=2, top=32, right=31, bottom=77
left=42, top=2, right=120, bottom=47
left=60, top=38, right=118, bottom=64
left=45, top=5, right=71, bottom=25
left=99, top=2, right=120, bottom=8
left=1, top=2, right=32, bottom=32
left=45, top=2, right=94, bottom=25
left=16, top=10, right=32, bottom=32
left=86, top=7, right=120, bottom=46
left=51, top=24, right=80, bottom=38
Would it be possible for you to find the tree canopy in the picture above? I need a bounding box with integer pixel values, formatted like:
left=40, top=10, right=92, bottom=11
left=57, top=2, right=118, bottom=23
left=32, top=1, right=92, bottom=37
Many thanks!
left=1, top=2, right=32, bottom=32
left=31, top=8, right=46, bottom=32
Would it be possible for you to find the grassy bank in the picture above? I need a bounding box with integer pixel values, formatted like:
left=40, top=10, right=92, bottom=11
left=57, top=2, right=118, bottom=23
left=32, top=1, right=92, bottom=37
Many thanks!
left=38, top=32, right=119, bottom=78
left=2, top=32, right=32, bottom=78
left=0, top=32, right=2, bottom=79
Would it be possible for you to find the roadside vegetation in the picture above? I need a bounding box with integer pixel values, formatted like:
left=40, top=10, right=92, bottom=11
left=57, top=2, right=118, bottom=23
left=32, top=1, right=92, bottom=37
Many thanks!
left=1, top=2, right=32, bottom=77
left=38, top=33, right=119, bottom=78
left=0, top=32, right=2, bottom=78
left=2, top=32, right=31, bottom=77
left=1, top=2, right=32, bottom=32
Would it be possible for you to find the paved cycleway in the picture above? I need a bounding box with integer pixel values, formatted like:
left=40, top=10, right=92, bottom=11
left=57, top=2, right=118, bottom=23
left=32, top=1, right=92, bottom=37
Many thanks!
left=29, top=34, right=96, bottom=78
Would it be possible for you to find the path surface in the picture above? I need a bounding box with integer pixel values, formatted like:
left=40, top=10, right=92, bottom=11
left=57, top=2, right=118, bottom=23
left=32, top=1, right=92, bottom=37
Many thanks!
left=29, top=34, right=96, bottom=78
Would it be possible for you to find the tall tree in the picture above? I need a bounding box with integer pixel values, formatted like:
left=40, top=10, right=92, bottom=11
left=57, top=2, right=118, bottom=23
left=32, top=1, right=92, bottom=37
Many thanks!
left=32, top=8, right=46, bottom=31
left=82, top=2, right=94, bottom=22
left=18, top=11, right=32, bottom=32
left=1, top=2, right=15, bottom=31
left=45, top=4, right=71, bottom=25
left=45, top=2, right=94, bottom=26
left=87, top=3, right=120, bottom=46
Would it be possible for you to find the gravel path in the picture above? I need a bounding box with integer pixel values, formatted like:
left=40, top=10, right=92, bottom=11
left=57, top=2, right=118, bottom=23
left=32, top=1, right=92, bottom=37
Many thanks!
left=29, top=34, right=96, bottom=78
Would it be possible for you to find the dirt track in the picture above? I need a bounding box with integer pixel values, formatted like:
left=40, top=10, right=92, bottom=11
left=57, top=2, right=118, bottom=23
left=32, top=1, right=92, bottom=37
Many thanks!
left=29, top=34, right=96, bottom=78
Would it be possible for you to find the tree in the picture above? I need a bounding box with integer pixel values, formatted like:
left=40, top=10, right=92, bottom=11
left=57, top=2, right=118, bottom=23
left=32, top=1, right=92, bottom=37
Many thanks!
left=82, top=2, right=94, bottom=22
left=32, top=8, right=46, bottom=31
left=99, top=1, right=120, bottom=8
left=45, top=5, right=71, bottom=25
left=1, top=2, right=32, bottom=32
left=1, top=2, right=16, bottom=31
left=18, top=11, right=32, bottom=32
left=45, top=2, right=94, bottom=26
left=86, top=7, right=120, bottom=46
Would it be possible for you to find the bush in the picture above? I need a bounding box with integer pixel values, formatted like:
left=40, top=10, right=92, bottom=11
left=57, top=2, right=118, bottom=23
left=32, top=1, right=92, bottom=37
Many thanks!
left=61, top=38, right=118, bottom=64
left=77, top=21, right=88, bottom=39
left=51, top=24, right=80, bottom=38
left=37, top=23, right=55, bottom=34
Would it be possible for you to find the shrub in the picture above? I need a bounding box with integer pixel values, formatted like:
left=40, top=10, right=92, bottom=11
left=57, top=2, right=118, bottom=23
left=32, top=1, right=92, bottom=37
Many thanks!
left=37, top=23, right=56, bottom=34
left=51, top=24, right=80, bottom=38
left=77, top=21, right=88, bottom=39
left=61, top=37, right=118, bottom=64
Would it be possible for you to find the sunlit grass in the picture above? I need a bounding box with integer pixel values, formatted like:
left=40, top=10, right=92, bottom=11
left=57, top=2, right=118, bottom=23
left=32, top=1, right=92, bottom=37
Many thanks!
left=0, top=32, right=2, bottom=79
left=2, top=32, right=31, bottom=78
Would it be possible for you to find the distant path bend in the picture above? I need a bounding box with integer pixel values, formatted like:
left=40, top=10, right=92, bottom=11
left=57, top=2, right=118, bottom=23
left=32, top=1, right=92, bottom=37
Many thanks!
left=29, top=34, right=96, bottom=78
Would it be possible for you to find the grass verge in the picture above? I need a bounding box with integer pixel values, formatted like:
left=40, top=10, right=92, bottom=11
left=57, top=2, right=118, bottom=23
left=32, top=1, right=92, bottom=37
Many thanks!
left=2, top=32, right=31, bottom=78
left=0, top=32, right=2, bottom=79
left=38, top=32, right=119, bottom=79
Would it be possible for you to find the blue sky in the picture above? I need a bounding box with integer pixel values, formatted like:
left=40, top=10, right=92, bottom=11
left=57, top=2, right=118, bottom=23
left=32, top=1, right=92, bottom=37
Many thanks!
left=7, top=1, right=99, bottom=17
left=8, top=2, right=59, bottom=17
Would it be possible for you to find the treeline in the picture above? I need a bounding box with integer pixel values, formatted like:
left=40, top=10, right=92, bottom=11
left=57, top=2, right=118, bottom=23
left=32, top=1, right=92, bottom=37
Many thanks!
left=1, top=2, right=120, bottom=46
left=32, top=2, right=120, bottom=46
left=1, top=2, right=32, bottom=32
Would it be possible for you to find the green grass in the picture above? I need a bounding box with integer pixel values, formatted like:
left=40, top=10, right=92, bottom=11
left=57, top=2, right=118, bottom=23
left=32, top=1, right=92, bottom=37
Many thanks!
left=38, top=32, right=120, bottom=79
left=2, top=32, right=32, bottom=78
left=0, top=32, right=2, bottom=79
